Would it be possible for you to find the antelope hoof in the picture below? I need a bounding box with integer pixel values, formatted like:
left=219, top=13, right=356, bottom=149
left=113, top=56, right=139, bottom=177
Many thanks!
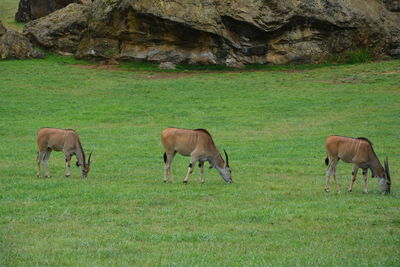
left=348, top=189, right=352, bottom=193
left=66, top=174, right=71, bottom=178
left=324, top=188, right=330, bottom=193
left=183, top=180, right=188, bottom=184
left=363, top=190, right=368, bottom=194
left=163, top=180, right=167, bottom=183
left=45, top=175, right=51, bottom=178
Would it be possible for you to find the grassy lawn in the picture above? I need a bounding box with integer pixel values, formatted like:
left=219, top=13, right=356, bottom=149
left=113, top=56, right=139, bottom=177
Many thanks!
left=0, top=55, right=399, bottom=266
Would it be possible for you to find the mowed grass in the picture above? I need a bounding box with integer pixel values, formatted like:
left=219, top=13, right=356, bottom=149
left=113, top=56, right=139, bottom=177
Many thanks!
left=0, top=56, right=399, bottom=266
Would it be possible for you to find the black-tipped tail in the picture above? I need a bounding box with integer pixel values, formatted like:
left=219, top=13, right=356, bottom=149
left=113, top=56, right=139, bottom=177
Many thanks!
left=325, top=157, right=329, bottom=166
left=163, top=152, right=167, bottom=163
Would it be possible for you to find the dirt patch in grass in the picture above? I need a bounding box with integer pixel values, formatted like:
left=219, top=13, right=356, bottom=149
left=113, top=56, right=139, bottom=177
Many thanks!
left=335, top=77, right=365, bottom=84
left=317, top=76, right=366, bottom=84
left=73, top=63, right=195, bottom=79
left=382, top=71, right=400, bottom=75
left=143, top=73, right=194, bottom=80
left=73, top=63, right=313, bottom=80
left=74, top=64, right=125, bottom=72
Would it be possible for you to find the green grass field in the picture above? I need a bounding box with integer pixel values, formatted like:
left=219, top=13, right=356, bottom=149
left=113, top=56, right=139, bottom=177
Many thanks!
left=0, top=54, right=399, bottom=266
left=1, top=2, right=400, bottom=265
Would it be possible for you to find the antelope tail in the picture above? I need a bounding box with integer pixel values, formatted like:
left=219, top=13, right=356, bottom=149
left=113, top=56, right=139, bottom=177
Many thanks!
left=163, top=152, right=167, bottom=163
left=325, top=157, right=329, bottom=166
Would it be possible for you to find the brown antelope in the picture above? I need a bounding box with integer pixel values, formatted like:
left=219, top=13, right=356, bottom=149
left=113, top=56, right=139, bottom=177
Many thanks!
left=325, top=135, right=391, bottom=194
left=161, top=128, right=232, bottom=184
left=36, top=128, right=92, bottom=178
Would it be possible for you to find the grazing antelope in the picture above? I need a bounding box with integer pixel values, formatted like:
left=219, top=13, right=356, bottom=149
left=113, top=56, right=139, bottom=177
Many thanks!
left=161, top=128, right=232, bottom=184
left=325, top=135, right=391, bottom=194
left=36, top=127, right=92, bottom=178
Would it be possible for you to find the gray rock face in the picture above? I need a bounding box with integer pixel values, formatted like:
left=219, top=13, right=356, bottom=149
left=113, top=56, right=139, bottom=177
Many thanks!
left=159, top=62, right=176, bottom=70
left=23, top=3, right=90, bottom=53
left=390, top=48, right=400, bottom=56
left=0, top=30, right=44, bottom=59
left=24, top=0, right=400, bottom=66
left=15, top=0, right=89, bottom=22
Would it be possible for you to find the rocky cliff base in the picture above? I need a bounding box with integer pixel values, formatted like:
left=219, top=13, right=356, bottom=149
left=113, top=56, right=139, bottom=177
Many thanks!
left=23, top=0, right=400, bottom=66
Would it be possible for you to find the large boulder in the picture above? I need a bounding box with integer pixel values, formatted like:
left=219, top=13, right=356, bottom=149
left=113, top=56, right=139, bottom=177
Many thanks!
left=0, top=29, right=44, bottom=59
left=75, top=0, right=400, bottom=65
left=15, top=0, right=90, bottom=22
left=23, top=3, right=90, bottom=54
left=24, top=0, right=400, bottom=65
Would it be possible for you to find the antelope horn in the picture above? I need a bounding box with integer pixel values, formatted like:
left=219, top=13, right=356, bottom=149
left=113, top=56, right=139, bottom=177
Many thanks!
left=384, top=157, right=391, bottom=182
left=88, top=151, right=92, bottom=166
left=223, top=149, right=229, bottom=167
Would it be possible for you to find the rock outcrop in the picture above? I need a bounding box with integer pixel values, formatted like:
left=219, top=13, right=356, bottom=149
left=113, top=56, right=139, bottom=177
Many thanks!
left=24, top=0, right=400, bottom=66
left=24, top=3, right=90, bottom=53
left=15, top=0, right=90, bottom=22
left=0, top=22, right=44, bottom=59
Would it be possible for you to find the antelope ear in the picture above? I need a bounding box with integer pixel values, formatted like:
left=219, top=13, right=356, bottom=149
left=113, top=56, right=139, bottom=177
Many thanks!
left=76, top=161, right=80, bottom=167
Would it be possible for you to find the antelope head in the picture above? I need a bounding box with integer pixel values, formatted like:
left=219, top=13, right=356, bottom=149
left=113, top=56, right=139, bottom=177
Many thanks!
left=217, top=149, right=232, bottom=183
left=81, top=152, right=92, bottom=178
left=379, top=157, right=391, bottom=195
